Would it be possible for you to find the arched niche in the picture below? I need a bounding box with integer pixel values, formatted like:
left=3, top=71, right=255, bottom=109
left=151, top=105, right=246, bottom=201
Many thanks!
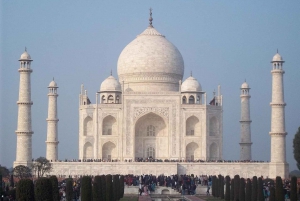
left=134, top=112, right=168, bottom=159
left=189, top=95, right=195, bottom=104
left=102, top=141, right=116, bottom=161
left=186, top=142, right=199, bottom=160
left=209, top=142, right=218, bottom=160
left=83, top=116, right=93, bottom=136
left=102, top=115, right=117, bottom=135
left=182, top=96, right=187, bottom=104
left=209, top=116, right=218, bottom=136
left=83, top=142, right=93, bottom=159
left=186, top=116, right=200, bottom=136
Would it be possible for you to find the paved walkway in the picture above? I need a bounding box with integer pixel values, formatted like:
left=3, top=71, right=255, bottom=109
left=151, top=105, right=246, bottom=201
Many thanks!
left=184, top=195, right=206, bottom=201
left=138, top=195, right=152, bottom=201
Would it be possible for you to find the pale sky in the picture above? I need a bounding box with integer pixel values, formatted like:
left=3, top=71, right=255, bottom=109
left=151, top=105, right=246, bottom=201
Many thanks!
left=1, top=1, right=300, bottom=171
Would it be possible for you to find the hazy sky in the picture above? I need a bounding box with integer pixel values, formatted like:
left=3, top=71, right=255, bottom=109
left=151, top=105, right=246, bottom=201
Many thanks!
left=1, top=1, right=299, bottom=171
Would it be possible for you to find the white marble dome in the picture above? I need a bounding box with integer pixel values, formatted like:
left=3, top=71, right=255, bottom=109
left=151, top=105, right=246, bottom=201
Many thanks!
left=272, top=53, right=283, bottom=62
left=19, top=51, right=32, bottom=60
left=100, top=75, right=121, bottom=92
left=181, top=76, right=202, bottom=92
left=241, top=82, right=249, bottom=88
left=49, top=80, right=58, bottom=87
left=117, top=26, right=184, bottom=92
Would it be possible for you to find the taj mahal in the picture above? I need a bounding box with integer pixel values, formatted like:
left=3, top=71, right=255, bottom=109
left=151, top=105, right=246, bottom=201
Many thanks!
left=13, top=12, right=289, bottom=179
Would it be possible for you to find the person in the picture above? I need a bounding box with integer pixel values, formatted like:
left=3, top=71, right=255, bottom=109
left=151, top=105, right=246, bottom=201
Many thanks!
left=207, top=181, right=211, bottom=196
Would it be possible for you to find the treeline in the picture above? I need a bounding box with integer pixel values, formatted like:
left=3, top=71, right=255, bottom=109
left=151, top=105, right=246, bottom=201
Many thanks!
left=212, top=175, right=298, bottom=201
left=10, top=174, right=124, bottom=201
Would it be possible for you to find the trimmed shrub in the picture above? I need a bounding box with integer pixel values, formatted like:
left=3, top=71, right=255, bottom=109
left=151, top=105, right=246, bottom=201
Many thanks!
left=219, top=175, right=224, bottom=199
left=119, top=175, right=124, bottom=199
left=16, top=178, right=35, bottom=201
left=269, top=186, right=275, bottom=201
left=66, top=178, right=73, bottom=201
left=101, top=175, right=106, bottom=201
left=275, top=176, right=284, bottom=201
left=245, top=178, right=252, bottom=201
left=112, top=175, right=120, bottom=201
left=106, top=174, right=113, bottom=201
left=81, top=176, right=92, bottom=201
left=257, top=177, right=264, bottom=201
left=234, top=175, right=240, bottom=201
left=93, top=175, right=102, bottom=201
left=239, top=178, right=245, bottom=201
left=251, top=176, right=257, bottom=201
left=49, top=176, right=60, bottom=201
left=225, top=176, right=230, bottom=201
left=35, top=177, right=53, bottom=201
left=230, top=179, right=234, bottom=201
left=215, top=176, right=219, bottom=197
left=290, top=176, right=297, bottom=201
left=212, top=176, right=216, bottom=197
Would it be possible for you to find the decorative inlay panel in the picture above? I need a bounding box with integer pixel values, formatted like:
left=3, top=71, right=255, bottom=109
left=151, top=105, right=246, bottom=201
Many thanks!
left=134, top=107, right=169, bottom=120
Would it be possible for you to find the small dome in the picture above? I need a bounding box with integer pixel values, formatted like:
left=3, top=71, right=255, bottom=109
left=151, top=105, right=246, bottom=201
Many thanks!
left=241, top=82, right=249, bottom=88
left=48, top=80, right=58, bottom=88
left=19, top=51, right=32, bottom=60
left=181, top=76, right=202, bottom=92
left=272, top=53, right=283, bottom=62
left=100, top=75, right=121, bottom=92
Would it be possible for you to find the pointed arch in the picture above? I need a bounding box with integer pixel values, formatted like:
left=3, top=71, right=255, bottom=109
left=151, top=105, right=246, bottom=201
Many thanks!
left=107, top=95, right=114, bottom=103
left=83, top=142, right=93, bottom=159
left=83, top=116, right=93, bottom=136
left=102, top=115, right=117, bottom=135
left=209, top=116, right=218, bottom=136
left=186, top=142, right=199, bottom=160
left=209, top=142, right=219, bottom=160
left=101, top=95, right=106, bottom=103
left=102, top=141, right=116, bottom=161
left=186, top=116, right=200, bottom=136
left=189, top=95, right=195, bottom=104
left=182, top=96, right=187, bottom=104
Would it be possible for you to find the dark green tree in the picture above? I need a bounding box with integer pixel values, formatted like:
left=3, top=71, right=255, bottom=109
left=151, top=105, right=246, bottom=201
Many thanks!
left=239, top=178, right=245, bottom=201
left=101, top=175, right=106, bottom=201
left=219, top=175, right=224, bottom=199
left=290, top=176, right=297, bottom=201
left=81, top=176, right=92, bottom=201
left=225, top=176, right=231, bottom=201
left=49, top=176, right=60, bottom=201
left=31, top=157, right=52, bottom=178
left=212, top=176, right=216, bottom=197
left=113, top=175, right=120, bottom=201
left=93, top=175, right=102, bottom=201
left=106, top=175, right=113, bottom=201
left=275, top=176, right=284, bottom=201
left=35, top=177, right=53, bottom=201
left=16, top=178, right=35, bottom=201
left=293, top=127, right=300, bottom=170
left=245, top=178, right=252, bottom=201
left=13, top=165, right=32, bottom=179
left=251, top=176, right=257, bottom=201
left=269, top=186, right=275, bottom=201
left=230, top=179, right=234, bottom=201
left=215, top=176, right=219, bottom=197
left=66, top=178, right=73, bottom=201
left=0, top=166, right=9, bottom=178
left=10, top=174, right=14, bottom=187
left=234, top=175, right=240, bottom=201
left=257, top=177, right=264, bottom=201
left=119, top=175, right=124, bottom=199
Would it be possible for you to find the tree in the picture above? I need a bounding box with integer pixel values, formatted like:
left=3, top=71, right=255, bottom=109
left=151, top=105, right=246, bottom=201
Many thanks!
left=101, top=175, right=106, bottom=201
left=35, top=177, right=53, bottom=201
left=16, top=178, right=35, bottom=201
left=93, top=175, right=102, bottom=201
left=245, top=178, right=252, bottom=201
left=81, top=176, right=92, bottom=201
left=13, top=165, right=32, bottom=179
left=275, top=176, right=284, bottom=201
left=49, top=176, right=60, bottom=201
left=225, top=176, right=231, bottom=201
left=234, top=175, right=240, bottom=201
left=290, top=176, right=297, bottom=201
left=257, top=177, right=264, bottom=201
left=230, top=179, right=234, bottom=201
left=31, top=157, right=52, bottom=178
left=66, top=178, right=73, bottom=201
left=293, top=127, right=300, bottom=170
left=119, top=175, right=124, bottom=199
left=219, top=175, right=224, bottom=199
left=251, top=176, right=257, bottom=201
left=113, top=175, right=120, bottom=201
left=239, top=178, right=245, bottom=201
left=0, top=166, right=9, bottom=178
left=106, top=175, right=113, bottom=201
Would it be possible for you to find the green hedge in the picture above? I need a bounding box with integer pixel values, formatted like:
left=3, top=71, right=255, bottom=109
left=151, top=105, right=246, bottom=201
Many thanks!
left=81, top=176, right=92, bottom=201
left=234, top=175, right=240, bottom=201
left=35, top=177, right=53, bottom=201
left=230, top=179, right=234, bottom=201
left=251, top=176, right=257, bottom=201
left=225, top=176, right=230, bottom=201
left=245, top=178, right=252, bottom=201
left=66, top=178, right=73, bottom=201
left=113, top=175, right=120, bottom=201
left=101, top=175, right=106, bottom=200
left=275, top=176, right=284, bottom=201
left=106, top=175, right=113, bottom=201
left=93, top=176, right=102, bottom=200
left=119, top=175, right=124, bottom=199
left=16, top=178, right=35, bottom=201
left=49, top=176, right=60, bottom=201
left=257, top=177, right=264, bottom=201
left=239, top=178, right=245, bottom=201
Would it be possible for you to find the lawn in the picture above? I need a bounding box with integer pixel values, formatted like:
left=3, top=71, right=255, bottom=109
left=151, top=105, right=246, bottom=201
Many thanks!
left=120, top=194, right=139, bottom=201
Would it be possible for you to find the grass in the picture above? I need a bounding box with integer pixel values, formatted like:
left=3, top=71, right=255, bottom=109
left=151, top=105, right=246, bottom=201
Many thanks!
left=120, top=194, right=139, bottom=201
left=197, top=195, right=224, bottom=201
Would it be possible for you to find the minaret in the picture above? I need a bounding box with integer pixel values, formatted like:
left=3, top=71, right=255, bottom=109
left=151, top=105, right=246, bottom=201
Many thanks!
left=14, top=49, right=33, bottom=167
left=239, top=81, right=252, bottom=161
left=269, top=51, right=289, bottom=178
left=46, top=79, right=59, bottom=161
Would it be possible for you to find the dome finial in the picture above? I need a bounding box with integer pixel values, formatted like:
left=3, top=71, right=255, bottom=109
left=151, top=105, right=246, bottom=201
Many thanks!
left=277, top=48, right=279, bottom=53
left=149, top=8, right=153, bottom=27
left=110, top=69, right=112, bottom=76
left=25, top=47, right=27, bottom=52
left=190, top=71, right=193, bottom=77
left=53, top=77, right=54, bottom=81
